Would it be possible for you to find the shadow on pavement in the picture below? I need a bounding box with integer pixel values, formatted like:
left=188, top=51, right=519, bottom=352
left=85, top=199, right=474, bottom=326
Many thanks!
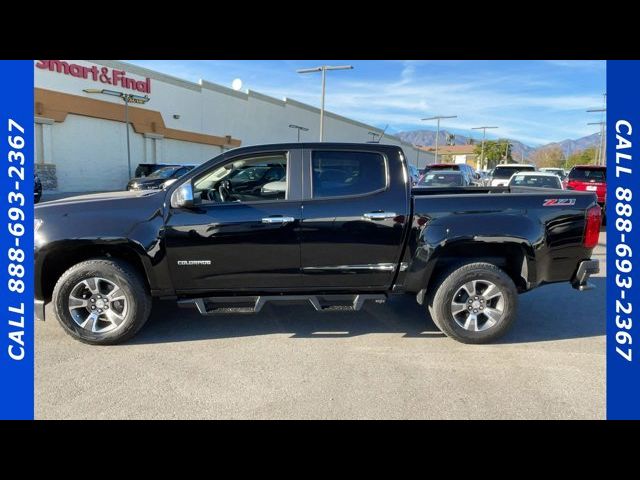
left=130, top=277, right=605, bottom=345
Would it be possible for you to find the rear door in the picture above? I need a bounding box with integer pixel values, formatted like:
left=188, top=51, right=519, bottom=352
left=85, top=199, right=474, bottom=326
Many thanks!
left=300, top=147, right=410, bottom=289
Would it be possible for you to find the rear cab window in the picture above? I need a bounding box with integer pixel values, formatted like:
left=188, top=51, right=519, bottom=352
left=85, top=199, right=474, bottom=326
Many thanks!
left=311, top=150, right=387, bottom=198
left=569, top=167, right=606, bottom=182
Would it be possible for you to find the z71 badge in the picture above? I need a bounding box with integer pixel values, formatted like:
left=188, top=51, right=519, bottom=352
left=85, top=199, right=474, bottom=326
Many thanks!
left=543, top=198, right=577, bottom=207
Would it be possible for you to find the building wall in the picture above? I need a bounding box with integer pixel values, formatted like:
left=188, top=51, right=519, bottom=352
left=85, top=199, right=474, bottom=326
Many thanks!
left=34, top=60, right=434, bottom=192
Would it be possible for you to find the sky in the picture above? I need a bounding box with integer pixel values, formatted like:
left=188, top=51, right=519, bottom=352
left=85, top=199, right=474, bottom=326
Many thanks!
left=127, top=60, right=606, bottom=147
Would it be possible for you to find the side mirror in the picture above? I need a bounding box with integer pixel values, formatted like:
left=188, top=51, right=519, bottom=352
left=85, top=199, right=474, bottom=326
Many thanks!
left=171, top=182, right=199, bottom=209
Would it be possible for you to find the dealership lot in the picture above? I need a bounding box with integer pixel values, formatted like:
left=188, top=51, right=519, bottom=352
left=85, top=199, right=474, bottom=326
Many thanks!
left=35, top=231, right=606, bottom=420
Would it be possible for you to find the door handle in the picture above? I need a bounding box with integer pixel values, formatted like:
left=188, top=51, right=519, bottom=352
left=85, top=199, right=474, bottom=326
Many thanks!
left=262, top=216, right=295, bottom=225
left=363, top=212, right=397, bottom=221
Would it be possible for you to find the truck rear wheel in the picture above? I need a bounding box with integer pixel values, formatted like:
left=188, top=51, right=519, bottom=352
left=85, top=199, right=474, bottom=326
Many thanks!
left=52, top=258, right=152, bottom=345
left=427, top=262, right=518, bottom=344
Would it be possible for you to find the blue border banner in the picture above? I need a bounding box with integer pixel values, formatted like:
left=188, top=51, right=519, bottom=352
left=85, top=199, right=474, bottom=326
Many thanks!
left=0, top=60, right=34, bottom=420
left=607, top=60, right=640, bottom=419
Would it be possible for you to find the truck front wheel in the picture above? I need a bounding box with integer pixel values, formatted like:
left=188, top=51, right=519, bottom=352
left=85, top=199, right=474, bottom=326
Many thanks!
left=52, top=258, right=152, bottom=345
left=427, top=262, right=518, bottom=344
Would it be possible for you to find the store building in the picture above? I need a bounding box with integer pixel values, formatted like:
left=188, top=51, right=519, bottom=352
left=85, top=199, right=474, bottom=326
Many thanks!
left=34, top=60, right=432, bottom=193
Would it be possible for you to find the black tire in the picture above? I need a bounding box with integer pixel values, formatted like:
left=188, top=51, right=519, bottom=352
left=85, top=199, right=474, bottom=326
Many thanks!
left=427, top=262, right=518, bottom=344
left=52, top=258, right=152, bottom=345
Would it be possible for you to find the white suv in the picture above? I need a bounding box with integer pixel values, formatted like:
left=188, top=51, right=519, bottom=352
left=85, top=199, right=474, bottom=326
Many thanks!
left=490, top=163, right=536, bottom=187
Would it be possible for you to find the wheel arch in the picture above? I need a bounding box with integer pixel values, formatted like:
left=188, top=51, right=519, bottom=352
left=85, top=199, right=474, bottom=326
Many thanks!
left=405, top=237, right=535, bottom=300
left=36, top=240, right=154, bottom=303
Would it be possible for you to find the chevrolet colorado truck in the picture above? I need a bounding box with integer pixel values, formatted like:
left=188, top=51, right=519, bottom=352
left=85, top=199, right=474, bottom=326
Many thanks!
left=34, top=143, right=601, bottom=345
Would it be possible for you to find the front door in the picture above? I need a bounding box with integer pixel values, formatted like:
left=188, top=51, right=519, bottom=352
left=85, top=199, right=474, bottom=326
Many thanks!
left=164, top=149, right=303, bottom=292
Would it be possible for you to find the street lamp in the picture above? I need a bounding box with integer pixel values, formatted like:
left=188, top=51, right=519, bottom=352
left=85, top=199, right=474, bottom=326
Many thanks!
left=83, top=88, right=150, bottom=178
left=422, top=115, right=457, bottom=164
left=297, top=65, right=353, bottom=141
left=289, top=124, right=309, bottom=142
left=471, top=126, right=498, bottom=170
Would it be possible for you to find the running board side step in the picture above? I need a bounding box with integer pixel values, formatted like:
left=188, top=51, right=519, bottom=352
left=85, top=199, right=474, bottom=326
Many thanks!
left=177, top=294, right=387, bottom=315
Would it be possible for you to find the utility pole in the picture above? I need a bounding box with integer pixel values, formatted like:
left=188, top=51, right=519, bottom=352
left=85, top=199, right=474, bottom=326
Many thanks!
left=422, top=115, right=457, bottom=164
left=471, top=126, right=498, bottom=170
left=297, top=65, right=353, bottom=141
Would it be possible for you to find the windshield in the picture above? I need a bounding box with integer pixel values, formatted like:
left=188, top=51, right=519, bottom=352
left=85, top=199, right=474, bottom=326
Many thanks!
left=493, top=166, right=535, bottom=179
left=569, top=168, right=606, bottom=182
left=510, top=175, right=561, bottom=188
left=419, top=172, right=463, bottom=187
left=147, top=166, right=181, bottom=179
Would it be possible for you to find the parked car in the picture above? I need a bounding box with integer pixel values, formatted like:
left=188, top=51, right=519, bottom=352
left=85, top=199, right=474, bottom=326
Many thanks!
left=126, top=165, right=195, bottom=191
left=508, top=171, right=563, bottom=189
left=34, top=172, right=43, bottom=204
left=35, top=143, right=600, bottom=345
left=539, top=167, right=567, bottom=180
left=407, top=165, right=420, bottom=186
left=489, top=163, right=536, bottom=187
left=564, top=165, right=606, bottom=212
left=134, top=163, right=174, bottom=178
left=418, top=170, right=468, bottom=187
left=423, top=163, right=477, bottom=185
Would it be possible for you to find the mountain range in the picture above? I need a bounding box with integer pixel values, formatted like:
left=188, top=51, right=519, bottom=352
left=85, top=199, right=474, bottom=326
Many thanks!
left=395, top=130, right=602, bottom=160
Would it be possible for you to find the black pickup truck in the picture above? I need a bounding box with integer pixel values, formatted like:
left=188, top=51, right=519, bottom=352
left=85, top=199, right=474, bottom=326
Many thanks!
left=34, top=143, right=601, bottom=345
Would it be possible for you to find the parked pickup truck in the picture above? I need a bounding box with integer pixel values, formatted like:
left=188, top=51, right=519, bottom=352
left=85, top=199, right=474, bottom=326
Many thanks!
left=34, top=143, right=601, bottom=345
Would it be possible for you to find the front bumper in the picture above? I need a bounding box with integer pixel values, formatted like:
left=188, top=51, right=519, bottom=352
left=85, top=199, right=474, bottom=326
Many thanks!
left=571, top=259, right=600, bottom=291
left=35, top=299, right=45, bottom=322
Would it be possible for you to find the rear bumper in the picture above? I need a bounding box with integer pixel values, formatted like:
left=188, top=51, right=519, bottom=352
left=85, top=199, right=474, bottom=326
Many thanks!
left=571, top=260, right=600, bottom=291
left=35, top=299, right=45, bottom=322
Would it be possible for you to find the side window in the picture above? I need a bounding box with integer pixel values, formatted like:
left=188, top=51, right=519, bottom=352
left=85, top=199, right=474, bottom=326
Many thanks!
left=193, top=153, right=288, bottom=204
left=312, top=150, right=387, bottom=199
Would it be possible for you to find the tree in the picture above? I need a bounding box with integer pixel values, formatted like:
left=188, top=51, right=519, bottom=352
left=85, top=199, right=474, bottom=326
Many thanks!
left=566, top=147, right=597, bottom=169
left=473, top=139, right=513, bottom=169
left=530, top=147, right=565, bottom=169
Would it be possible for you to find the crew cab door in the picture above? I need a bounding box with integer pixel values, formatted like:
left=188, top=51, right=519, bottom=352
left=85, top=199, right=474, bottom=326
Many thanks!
left=300, top=147, right=410, bottom=289
left=164, top=148, right=303, bottom=292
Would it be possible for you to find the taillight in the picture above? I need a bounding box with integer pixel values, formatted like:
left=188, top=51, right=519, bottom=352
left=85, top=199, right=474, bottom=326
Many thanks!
left=584, top=205, right=601, bottom=248
left=566, top=180, right=578, bottom=190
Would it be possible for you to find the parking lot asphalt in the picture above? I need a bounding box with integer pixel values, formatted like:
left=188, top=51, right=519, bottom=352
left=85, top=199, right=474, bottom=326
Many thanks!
left=35, top=230, right=607, bottom=420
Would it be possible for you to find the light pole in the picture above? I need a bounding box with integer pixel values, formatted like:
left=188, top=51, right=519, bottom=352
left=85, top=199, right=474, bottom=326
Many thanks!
left=588, top=121, right=606, bottom=165
left=588, top=102, right=607, bottom=166
left=471, top=126, right=498, bottom=170
left=367, top=131, right=380, bottom=143
left=422, top=115, right=457, bottom=164
left=415, top=144, right=424, bottom=168
left=297, top=65, right=353, bottom=141
left=83, top=88, right=150, bottom=178
left=289, top=124, right=309, bottom=142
